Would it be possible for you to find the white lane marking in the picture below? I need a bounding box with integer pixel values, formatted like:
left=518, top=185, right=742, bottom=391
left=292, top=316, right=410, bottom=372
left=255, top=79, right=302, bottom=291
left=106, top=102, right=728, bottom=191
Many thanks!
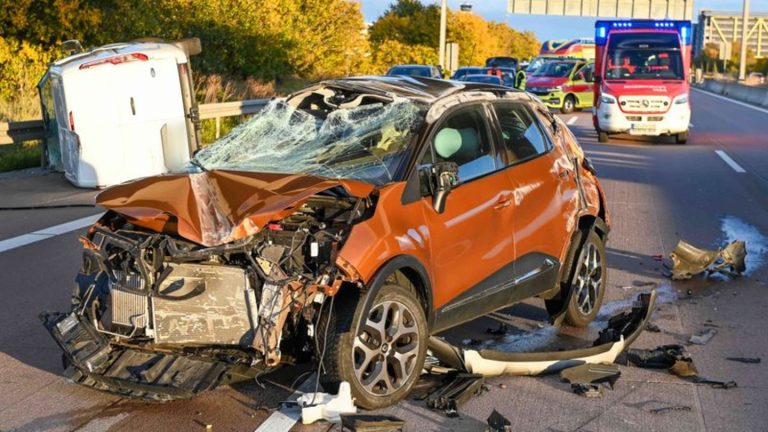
left=0, top=214, right=101, bottom=254
left=255, top=375, right=316, bottom=432
left=567, top=116, right=578, bottom=125
left=715, top=150, right=747, bottom=173
left=691, top=87, right=768, bottom=115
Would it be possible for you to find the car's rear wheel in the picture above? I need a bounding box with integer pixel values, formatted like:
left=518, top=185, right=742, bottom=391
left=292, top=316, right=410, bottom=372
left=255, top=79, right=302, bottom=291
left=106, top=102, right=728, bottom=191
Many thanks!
left=597, top=130, right=609, bottom=143
left=564, top=230, right=606, bottom=327
left=318, top=283, right=427, bottom=409
left=561, top=95, right=576, bottom=114
left=675, top=131, right=688, bottom=144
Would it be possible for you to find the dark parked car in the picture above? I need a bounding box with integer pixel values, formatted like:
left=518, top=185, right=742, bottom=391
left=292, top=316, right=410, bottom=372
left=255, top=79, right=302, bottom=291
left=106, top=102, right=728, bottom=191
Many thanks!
left=386, top=64, right=442, bottom=79
left=43, top=76, right=609, bottom=410
left=459, top=73, right=505, bottom=86
left=451, top=66, right=485, bottom=80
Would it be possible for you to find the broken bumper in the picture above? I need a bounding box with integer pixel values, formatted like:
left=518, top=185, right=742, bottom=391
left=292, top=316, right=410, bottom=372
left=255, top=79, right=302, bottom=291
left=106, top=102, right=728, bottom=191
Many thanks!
left=41, top=311, right=256, bottom=401
left=429, top=291, right=656, bottom=377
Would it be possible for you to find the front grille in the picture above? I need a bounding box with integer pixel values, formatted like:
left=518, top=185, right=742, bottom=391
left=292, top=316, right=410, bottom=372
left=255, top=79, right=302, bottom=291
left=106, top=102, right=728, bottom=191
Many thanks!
left=647, top=116, right=664, bottom=122
left=626, top=116, right=641, bottom=121
left=109, top=270, right=148, bottom=328
left=619, top=96, right=670, bottom=113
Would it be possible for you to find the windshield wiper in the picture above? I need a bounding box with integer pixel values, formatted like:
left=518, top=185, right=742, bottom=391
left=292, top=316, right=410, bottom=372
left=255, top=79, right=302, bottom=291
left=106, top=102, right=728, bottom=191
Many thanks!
left=190, top=158, right=209, bottom=172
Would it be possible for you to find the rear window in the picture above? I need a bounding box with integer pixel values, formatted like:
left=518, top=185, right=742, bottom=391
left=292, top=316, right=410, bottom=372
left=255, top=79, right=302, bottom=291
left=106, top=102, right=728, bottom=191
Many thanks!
left=387, top=66, right=431, bottom=77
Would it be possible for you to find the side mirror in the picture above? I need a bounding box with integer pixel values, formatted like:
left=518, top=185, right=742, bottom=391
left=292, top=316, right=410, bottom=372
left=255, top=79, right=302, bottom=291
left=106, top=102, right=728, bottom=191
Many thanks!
left=431, top=162, right=459, bottom=214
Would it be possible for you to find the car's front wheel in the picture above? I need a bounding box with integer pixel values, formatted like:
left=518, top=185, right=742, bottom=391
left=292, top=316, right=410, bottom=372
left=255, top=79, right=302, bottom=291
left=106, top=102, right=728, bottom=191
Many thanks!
left=561, top=95, right=576, bottom=114
left=318, top=282, right=427, bottom=409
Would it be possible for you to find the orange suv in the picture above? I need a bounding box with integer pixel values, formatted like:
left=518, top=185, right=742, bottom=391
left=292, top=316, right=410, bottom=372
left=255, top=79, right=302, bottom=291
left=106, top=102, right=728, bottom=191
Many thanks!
left=42, top=76, right=609, bottom=409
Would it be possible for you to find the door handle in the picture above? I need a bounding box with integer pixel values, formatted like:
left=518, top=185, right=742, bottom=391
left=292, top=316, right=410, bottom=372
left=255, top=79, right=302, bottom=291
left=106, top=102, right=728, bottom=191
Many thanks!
left=494, top=198, right=512, bottom=210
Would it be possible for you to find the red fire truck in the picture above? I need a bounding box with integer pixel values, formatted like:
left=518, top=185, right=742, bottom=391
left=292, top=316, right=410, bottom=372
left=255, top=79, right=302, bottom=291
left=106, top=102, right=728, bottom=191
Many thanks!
left=593, top=20, right=692, bottom=144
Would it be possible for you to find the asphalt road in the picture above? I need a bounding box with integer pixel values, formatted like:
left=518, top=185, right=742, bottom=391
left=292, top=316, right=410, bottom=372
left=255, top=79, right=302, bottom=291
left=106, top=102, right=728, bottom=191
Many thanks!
left=1, top=88, right=767, bottom=431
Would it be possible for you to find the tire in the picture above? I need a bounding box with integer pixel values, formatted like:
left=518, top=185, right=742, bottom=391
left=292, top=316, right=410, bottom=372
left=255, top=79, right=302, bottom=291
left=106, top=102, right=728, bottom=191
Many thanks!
left=563, top=230, right=607, bottom=327
left=675, top=131, right=688, bottom=144
left=597, top=131, right=609, bottom=143
left=317, top=283, right=428, bottom=409
left=561, top=95, right=576, bottom=114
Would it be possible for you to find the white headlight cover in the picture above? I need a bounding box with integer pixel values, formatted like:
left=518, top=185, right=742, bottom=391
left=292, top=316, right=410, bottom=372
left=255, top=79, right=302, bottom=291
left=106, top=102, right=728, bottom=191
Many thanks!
left=600, top=94, right=616, bottom=104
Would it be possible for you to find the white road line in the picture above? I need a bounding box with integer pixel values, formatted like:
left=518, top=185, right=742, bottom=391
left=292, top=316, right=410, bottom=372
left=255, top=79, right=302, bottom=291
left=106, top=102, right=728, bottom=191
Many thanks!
left=0, top=214, right=101, bottom=254
left=715, top=150, right=747, bottom=173
left=691, top=87, right=768, bottom=115
left=255, top=375, right=316, bottom=432
left=567, top=116, right=578, bottom=125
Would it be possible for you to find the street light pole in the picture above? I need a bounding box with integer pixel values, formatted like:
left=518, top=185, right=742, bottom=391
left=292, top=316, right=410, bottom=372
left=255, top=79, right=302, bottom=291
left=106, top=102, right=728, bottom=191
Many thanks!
left=738, top=0, right=750, bottom=80
left=439, top=0, right=447, bottom=70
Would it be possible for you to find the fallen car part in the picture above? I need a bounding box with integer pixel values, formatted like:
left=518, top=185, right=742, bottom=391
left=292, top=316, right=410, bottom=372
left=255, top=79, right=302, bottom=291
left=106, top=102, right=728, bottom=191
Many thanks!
left=340, top=414, right=405, bottom=432
left=669, top=239, right=747, bottom=280
left=41, top=312, right=259, bottom=401
left=689, top=328, right=717, bottom=345
left=560, top=363, right=620, bottom=397
left=693, top=377, right=738, bottom=389
left=626, top=344, right=698, bottom=378
left=650, top=406, right=692, bottom=415
left=726, top=357, right=761, bottom=364
left=298, top=381, right=357, bottom=424
left=487, top=409, right=512, bottom=432
left=429, top=291, right=655, bottom=377
left=424, top=373, right=486, bottom=417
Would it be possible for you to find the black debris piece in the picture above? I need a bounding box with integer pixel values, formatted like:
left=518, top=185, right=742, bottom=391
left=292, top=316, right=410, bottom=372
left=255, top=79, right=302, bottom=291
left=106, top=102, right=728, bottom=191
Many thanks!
left=425, top=373, right=486, bottom=417
left=689, top=328, right=717, bottom=345
left=645, top=322, right=662, bottom=333
left=561, top=364, right=620, bottom=397
left=693, top=377, right=738, bottom=389
left=726, top=357, right=761, bottom=364
left=486, top=323, right=509, bottom=336
left=633, top=280, right=657, bottom=287
left=627, top=344, right=699, bottom=377
left=486, top=409, right=512, bottom=432
left=340, top=414, right=405, bottom=432
left=650, top=405, right=692, bottom=414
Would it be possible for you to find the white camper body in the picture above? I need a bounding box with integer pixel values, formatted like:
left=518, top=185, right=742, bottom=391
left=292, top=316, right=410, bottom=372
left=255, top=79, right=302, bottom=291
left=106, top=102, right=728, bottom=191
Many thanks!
left=43, top=41, right=199, bottom=188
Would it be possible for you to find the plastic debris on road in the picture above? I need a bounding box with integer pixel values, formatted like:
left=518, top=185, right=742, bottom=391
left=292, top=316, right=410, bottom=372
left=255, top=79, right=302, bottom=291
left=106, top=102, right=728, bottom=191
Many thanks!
left=297, top=381, right=357, bottom=424
left=669, top=239, right=746, bottom=280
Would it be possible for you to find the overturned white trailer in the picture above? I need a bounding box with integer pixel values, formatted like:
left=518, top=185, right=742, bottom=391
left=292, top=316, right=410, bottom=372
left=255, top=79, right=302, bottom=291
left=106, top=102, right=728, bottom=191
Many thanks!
left=39, top=39, right=201, bottom=188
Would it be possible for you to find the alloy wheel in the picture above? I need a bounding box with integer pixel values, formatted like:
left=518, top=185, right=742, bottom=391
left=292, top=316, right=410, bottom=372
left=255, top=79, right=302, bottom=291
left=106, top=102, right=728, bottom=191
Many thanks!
left=573, top=243, right=603, bottom=316
left=352, top=300, right=420, bottom=396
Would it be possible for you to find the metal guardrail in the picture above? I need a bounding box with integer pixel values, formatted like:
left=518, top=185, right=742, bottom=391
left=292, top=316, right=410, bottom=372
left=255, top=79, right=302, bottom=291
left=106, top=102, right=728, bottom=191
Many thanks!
left=0, top=98, right=269, bottom=146
left=0, top=120, right=46, bottom=146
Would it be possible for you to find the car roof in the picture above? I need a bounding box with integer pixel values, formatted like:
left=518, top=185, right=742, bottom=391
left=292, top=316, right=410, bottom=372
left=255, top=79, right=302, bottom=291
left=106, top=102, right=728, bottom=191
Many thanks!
left=319, top=75, right=517, bottom=104
left=389, top=64, right=433, bottom=69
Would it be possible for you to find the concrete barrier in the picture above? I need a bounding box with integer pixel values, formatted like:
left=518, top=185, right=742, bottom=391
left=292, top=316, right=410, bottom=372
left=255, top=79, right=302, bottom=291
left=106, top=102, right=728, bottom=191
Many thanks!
left=699, top=79, right=768, bottom=108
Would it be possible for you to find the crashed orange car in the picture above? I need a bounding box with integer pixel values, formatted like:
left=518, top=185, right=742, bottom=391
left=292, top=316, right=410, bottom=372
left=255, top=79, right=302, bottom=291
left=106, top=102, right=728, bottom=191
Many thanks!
left=42, top=76, right=609, bottom=409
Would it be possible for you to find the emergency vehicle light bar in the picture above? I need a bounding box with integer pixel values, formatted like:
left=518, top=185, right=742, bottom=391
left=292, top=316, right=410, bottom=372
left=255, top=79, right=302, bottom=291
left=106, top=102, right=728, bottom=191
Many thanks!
left=595, top=20, right=692, bottom=46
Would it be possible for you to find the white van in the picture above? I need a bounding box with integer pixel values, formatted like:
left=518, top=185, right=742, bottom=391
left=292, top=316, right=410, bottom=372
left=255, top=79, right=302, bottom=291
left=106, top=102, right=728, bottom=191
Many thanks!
left=39, top=39, right=201, bottom=188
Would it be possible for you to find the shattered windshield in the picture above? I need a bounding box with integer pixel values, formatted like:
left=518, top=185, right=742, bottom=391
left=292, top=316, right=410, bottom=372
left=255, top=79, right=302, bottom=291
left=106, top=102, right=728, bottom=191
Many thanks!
left=192, top=97, right=424, bottom=185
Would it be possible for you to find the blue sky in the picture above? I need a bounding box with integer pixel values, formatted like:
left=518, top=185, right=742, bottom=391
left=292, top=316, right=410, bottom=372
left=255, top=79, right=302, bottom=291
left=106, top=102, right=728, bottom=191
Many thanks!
left=358, top=1, right=761, bottom=41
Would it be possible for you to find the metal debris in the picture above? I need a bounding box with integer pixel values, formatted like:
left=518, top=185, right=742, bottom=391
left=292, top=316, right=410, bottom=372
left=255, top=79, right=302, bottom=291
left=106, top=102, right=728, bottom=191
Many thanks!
left=726, top=357, right=761, bottom=364
left=650, top=406, right=692, bottom=415
left=693, top=377, right=738, bottom=389
left=645, top=322, right=662, bottom=333
left=669, top=239, right=747, bottom=280
left=340, top=414, right=405, bottom=431
left=627, top=344, right=698, bottom=377
left=486, top=409, right=512, bottom=432
left=560, top=363, right=621, bottom=397
left=689, top=328, right=717, bottom=345
left=425, top=373, right=486, bottom=417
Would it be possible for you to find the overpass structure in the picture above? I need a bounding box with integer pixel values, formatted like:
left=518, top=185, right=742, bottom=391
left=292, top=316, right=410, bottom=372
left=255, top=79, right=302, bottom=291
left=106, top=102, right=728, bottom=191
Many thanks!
left=506, top=0, right=693, bottom=20
left=695, top=10, right=768, bottom=59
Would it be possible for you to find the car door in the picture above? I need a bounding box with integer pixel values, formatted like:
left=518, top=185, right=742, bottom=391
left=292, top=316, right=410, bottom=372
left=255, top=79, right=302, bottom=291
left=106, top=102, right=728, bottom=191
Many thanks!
left=492, top=101, right=575, bottom=300
left=576, top=63, right=595, bottom=107
left=420, top=104, right=517, bottom=330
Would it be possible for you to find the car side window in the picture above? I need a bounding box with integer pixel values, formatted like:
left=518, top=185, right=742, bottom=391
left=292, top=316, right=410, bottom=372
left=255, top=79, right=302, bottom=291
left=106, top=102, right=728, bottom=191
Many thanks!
left=493, top=103, right=551, bottom=165
left=430, top=108, right=497, bottom=182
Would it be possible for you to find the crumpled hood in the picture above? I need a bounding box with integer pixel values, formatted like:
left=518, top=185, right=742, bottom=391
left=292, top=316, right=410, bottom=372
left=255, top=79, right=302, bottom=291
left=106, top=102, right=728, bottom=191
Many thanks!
left=525, top=76, right=569, bottom=88
left=96, top=170, right=374, bottom=246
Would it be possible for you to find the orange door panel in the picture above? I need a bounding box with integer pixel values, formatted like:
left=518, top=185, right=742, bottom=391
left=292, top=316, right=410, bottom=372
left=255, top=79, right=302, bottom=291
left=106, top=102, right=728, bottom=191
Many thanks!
left=419, top=170, right=515, bottom=309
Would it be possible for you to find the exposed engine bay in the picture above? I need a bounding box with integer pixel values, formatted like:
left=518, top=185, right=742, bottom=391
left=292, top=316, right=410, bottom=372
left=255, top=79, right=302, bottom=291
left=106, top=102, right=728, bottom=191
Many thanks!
left=42, top=191, right=371, bottom=400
